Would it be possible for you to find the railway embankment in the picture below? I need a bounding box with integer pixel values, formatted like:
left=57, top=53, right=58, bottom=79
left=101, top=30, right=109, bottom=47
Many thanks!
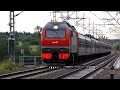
left=93, top=51, right=120, bottom=79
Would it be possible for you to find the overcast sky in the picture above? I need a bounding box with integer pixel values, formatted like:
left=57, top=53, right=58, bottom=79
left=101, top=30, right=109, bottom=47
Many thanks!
left=0, top=11, right=120, bottom=39
left=0, top=11, right=51, bottom=33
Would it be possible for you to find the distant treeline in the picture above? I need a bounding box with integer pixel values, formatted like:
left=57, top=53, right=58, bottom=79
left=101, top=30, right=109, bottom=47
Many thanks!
left=0, top=31, right=41, bottom=61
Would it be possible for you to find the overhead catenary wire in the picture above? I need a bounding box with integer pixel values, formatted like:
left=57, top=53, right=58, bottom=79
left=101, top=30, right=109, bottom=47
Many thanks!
left=106, top=11, right=120, bottom=36
left=90, top=11, right=120, bottom=37
left=51, top=11, right=120, bottom=38
left=107, top=11, right=120, bottom=25
left=105, top=12, right=120, bottom=34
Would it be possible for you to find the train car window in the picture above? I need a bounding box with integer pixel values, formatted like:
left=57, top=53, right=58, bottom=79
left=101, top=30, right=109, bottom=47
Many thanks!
left=79, top=42, right=86, bottom=47
left=79, top=38, right=86, bottom=43
left=85, top=36, right=92, bottom=48
left=91, top=39, right=96, bottom=48
left=78, top=38, right=86, bottom=47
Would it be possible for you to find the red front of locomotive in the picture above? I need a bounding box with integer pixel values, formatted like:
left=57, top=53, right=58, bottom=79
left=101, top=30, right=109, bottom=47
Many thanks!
left=41, top=22, right=72, bottom=63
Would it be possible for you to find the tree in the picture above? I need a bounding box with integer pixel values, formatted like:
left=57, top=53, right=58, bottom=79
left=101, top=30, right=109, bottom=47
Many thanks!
left=31, top=32, right=40, bottom=45
left=112, top=42, right=120, bottom=50
left=34, top=25, right=42, bottom=32
left=21, top=44, right=31, bottom=56
left=0, top=38, right=8, bottom=61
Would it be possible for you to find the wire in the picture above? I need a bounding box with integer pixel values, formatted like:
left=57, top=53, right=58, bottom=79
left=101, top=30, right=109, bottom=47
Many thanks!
left=90, top=11, right=103, bottom=20
left=15, top=11, right=24, bottom=17
left=91, top=11, right=120, bottom=37
left=107, top=11, right=120, bottom=25
left=106, top=11, right=120, bottom=34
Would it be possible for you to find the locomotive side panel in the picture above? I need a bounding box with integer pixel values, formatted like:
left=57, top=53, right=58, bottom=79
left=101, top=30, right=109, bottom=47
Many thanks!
left=78, top=34, right=86, bottom=56
left=91, top=38, right=96, bottom=54
left=85, top=36, right=92, bottom=55
left=70, top=31, right=78, bottom=54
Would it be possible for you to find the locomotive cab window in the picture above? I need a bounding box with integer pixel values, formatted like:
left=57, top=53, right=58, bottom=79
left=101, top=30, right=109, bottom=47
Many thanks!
left=45, top=29, right=66, bottom=38
left=44, top=22, right=69, bottom=38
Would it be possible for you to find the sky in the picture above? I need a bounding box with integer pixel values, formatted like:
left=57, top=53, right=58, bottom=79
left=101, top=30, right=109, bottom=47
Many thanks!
left=0, top=11, right=51, bottom=33
left=0, top=11, right=120, bottom=39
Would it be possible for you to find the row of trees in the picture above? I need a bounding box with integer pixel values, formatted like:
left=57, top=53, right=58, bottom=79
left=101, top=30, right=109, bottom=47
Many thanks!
left=0, top=30, right=41, bottom=61
left=112, top=43, right=120, bottom=50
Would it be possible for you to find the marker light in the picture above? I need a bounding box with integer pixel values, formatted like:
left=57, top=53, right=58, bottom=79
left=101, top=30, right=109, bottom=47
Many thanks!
left=54, top=25, right=58, bottom=29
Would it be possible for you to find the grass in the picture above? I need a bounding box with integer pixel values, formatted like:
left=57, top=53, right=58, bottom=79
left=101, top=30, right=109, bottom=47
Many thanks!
left=0, top=60, right=23, bottom=72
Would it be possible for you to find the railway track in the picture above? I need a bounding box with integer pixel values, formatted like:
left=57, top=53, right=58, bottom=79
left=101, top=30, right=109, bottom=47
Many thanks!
left=0, top=66, right=61, bottom=79
left=80, top=53, right=119, bottom=79
left=0, top=53, right=117, bottom=79
left=52, top=53, right=118, bottom=79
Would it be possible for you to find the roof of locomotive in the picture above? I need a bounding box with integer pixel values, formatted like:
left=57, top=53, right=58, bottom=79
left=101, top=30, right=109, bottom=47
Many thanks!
left=44, top=21, right=77, bottom=32
left=43, top=22, right=111, bottom=47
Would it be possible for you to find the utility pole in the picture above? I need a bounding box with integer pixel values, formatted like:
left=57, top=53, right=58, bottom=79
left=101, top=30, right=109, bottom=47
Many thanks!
left=83, top=13, right=84, bottom=34
left=8, top=11, right=23, bottom=63
left=8, top=11, right=15, bottom=63
left=93, top=22, right=94, bottom=37
left=96, top=25, right=97, bottom=39
left=52, top=11, right=57, bottom=22
left=98, top=26, right=100, bottom=41
left=89, top=18, right=90, bottom=34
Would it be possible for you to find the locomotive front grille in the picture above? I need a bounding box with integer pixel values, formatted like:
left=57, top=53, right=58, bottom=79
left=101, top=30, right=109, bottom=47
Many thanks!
left=42, top=48, right=69, bottom=53
left=52, top=52, right=58, bottom=60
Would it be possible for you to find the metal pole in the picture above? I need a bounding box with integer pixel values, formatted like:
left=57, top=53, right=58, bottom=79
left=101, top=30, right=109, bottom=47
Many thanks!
left=34, top=57, right=36, bottom=67
left=13, top=11, right=15, bottom=64
left=93, top=22, right=94, bottom=36
left=96, top=25, right=97, bottom=38
left=89, top=18, right=90, bottom=33
left=9, top=12, right=11, bottom=61
left=83, top=13, right=85, bottom=34
left=110, top=66, right=114, bottom=79
left=9, top=11, right=15, bottom=63
left=53, top=11, right=56, bottom=22
left=72, top=54, right=75, bottom=68
left=67, top=11, right=69, bottom=22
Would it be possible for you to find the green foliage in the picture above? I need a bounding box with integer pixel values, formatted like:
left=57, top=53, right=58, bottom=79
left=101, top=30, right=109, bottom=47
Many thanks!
left=0, top=60, right=22, bottom=72
left=22, top=44, right=31, bottom=55
left=112, top=43, right=120, bottom=50
left=29, top=45, right=41, bottom=56
left=34, top=25, right=42, bottom=32
left=31, top=32, right=40, bottom=45
left=0, top=31, right=41, bottom=61
left=19, top=32, right=40, bottom=45
left=0, top=38, right=8, bottom=61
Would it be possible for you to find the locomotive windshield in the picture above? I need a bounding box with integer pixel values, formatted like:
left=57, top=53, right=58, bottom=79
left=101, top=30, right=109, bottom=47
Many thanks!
left=44, top=22, right=72, bottom=38
left=45, top=29, right=65, bottom=38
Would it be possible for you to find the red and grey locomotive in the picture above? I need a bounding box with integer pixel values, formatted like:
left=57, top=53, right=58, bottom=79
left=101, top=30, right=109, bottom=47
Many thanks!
left=40, top=21, right=111, bottom=65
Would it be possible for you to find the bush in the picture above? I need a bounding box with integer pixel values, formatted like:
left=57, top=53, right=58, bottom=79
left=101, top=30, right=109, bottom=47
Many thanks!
left=0, top=60, right=23, bottom=72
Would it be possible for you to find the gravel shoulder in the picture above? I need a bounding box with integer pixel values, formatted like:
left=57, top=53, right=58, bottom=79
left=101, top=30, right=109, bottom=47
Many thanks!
left=93, top=51, right=120, bottom=79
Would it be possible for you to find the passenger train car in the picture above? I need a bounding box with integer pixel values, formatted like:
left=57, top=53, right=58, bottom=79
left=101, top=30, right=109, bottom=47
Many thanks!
left=40, top=21, right=111, bottom=64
